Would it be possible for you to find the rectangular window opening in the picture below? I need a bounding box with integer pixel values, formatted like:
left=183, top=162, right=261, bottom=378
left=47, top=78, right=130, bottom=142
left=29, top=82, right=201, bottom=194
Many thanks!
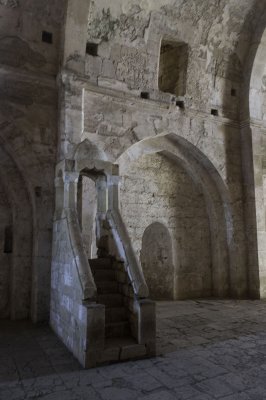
left=42, top=31, right=53, bottom=44
left=86, top=42, right=98, bottom=56
left=140, top=92, right=150, bottom=100
left=211, top=109, right=219, bottom=116
left=159, top=39, right=188, bottom=97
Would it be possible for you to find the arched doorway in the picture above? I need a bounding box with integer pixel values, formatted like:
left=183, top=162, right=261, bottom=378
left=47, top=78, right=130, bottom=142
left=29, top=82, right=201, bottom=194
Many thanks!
left=140, top=222, right=174, bottom=300
left=76, top=167, right=108, bottom=259
left=77, top=174, right=98, bottom=259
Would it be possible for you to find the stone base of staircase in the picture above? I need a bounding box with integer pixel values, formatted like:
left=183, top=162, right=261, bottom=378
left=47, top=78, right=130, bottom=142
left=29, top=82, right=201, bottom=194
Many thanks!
left=89, top=256, right=154, bottom=366
left=101, top=337, right=147, bottom=364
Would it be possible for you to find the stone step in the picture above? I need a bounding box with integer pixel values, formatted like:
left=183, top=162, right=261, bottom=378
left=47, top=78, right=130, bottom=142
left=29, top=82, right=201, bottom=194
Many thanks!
left=89, top=257, right=113, bottom=270
left=105, top=306, right=127, bottom=323
left=98, top=293, right=124, bottom=307
left=93, top=269, right=116, bottom=282
left=97, top=281, right=119, bottom=295
left=101, top=337, right=147, bottom=363
left=105, top=321, right=130, bottom=338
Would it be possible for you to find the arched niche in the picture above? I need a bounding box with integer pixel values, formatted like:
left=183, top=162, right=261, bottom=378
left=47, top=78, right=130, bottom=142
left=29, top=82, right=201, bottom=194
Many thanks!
left=117, top=133, right=244, bottom=298
left=140, top=222, right=174, bottom=300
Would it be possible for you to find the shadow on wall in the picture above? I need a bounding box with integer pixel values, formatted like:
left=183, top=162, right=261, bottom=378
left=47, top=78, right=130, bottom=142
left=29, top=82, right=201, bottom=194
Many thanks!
left=140, top=222, right=174, bottom=301
left=0, top=145, right=33, bottom=320
left=0, top=184, right=12, bottom=319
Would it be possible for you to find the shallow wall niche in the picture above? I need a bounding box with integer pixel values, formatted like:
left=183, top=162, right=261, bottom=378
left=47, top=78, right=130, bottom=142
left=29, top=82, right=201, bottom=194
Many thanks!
left=77, top=174, right=97, bottom=259
left=158, top=40, right=188, bottom=96
left=140, top=222, right=174, bottom=300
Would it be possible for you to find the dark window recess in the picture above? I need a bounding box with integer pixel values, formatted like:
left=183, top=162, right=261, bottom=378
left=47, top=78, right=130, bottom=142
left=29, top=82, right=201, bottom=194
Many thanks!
left=4, top=226, right=13, bottom=254
left=211, top=109, right=219, bottom=116
left=35, top=186, right=42, bottom=198
left=140, top=92, right=149, bottom=99
left=86, top=42, right=98, bottom=56
left=231, top=88, right=237, bottom=97
left=159, top=40, right=188, bottom=96
left=42, top=31, right=53, bottom=44
left=176, top=100, right=184, bottom=109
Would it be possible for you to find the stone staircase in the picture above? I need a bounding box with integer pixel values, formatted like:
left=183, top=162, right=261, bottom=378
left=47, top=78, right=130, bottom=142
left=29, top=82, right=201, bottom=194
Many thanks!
left=89, top=256, right=147, bottom=363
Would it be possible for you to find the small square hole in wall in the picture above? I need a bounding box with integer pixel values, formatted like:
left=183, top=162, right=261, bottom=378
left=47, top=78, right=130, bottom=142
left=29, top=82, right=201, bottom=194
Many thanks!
left=211, top=109, right=219, bottom=116
left=86, top=42, right=98, bottom=56
left=231, top=88, right=237, bottom=97
left=42, top=31, right=53, bottom=44
left=140, top=92, right=150, bottom=99
left=35, top=186, right=42, bottom=198
left=176, top=100, right=184, bottom=109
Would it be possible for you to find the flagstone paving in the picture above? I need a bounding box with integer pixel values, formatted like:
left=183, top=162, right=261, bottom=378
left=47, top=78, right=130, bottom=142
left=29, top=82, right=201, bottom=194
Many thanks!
left=2, top=300, right=266, bottom=399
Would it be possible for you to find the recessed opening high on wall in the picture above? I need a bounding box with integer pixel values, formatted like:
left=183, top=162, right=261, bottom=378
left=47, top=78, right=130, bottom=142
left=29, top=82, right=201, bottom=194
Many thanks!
left=86, top=42, right=98, bottom=56
left=42, top=31, right=53, bottom=44
left=158, top=39, right=188, bottom=96
left=4, top=225, right=13, bottom=254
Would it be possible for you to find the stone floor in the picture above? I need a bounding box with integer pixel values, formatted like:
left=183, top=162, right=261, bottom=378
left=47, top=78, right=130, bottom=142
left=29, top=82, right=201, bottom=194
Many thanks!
left=2, top=300, right=266, bottom=399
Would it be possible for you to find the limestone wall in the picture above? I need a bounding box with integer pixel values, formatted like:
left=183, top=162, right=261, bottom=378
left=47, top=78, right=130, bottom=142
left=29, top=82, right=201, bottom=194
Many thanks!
left=140, top=222, right=174, bottom=300
left=53, top=0, right=254, bottom=299
left=0, top=0, right=65, bottom=320
left=1, top=0, right=266, bottom=327
left=0, top=0, right=64, bottom=75
left=50, top=216, right=87, bottom=364
left=85, top=0, right=262, bottom=117
left=120, top=152, right=212, bottom=299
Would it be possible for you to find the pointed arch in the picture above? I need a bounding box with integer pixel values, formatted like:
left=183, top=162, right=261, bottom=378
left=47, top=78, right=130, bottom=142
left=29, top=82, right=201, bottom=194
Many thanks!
left=117, top=133, right=248, bottom=298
